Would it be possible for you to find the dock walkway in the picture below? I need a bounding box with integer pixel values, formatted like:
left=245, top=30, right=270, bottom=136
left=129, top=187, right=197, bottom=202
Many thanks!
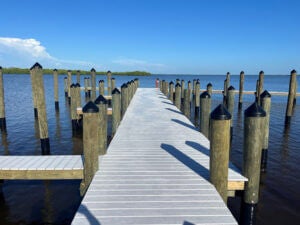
left=72, top=88, right=246, bottom=225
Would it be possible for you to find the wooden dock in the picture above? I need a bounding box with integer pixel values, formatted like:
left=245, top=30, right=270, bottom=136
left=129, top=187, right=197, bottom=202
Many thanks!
left=72, top=88, right=247, bottom=225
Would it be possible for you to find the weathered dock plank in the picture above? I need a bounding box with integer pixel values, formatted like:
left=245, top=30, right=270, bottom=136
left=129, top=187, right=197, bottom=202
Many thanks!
left=72, top=88, right=246, bottom=225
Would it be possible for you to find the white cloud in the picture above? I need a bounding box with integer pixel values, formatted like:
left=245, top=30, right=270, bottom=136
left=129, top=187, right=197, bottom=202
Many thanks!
left=112, top=57, right=166, bottom=72
left=0, top=37, right=93, bottom=69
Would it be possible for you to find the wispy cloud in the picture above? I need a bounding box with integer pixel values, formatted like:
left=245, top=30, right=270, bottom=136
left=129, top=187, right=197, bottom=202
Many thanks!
left=112, top=57, right=166, bottom=72
left=0, top=37, right=93, bottom=68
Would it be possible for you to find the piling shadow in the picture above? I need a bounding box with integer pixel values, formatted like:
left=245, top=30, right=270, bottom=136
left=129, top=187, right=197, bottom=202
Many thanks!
left=185, top=141, right=210, bottom=157
left=171, top=119, right=197, bottom=131
left=78, top=204, right=101, bottom=225
left=161, top=143, right=209, bottom=181
left=158, top=96, right=168, bottom=99
left=161, top=101, right=174, bottom=106
left=166, top=108, right=183, bottom=115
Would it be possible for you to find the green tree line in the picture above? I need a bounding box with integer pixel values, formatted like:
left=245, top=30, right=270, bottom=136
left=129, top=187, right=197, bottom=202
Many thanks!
left=1, top=67, right=151, bottom=76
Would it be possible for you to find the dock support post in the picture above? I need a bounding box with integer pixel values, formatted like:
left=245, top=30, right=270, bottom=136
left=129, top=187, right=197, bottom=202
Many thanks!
left=194, top=81, right=200, bottom=126
left=90, top=68, right=96, bottom=100
left=238, top=71, right=244, bottom=109
left=30, top=63, right=50, bottom=154
left=53, top=69, right=59, bottom=111
left=240, top=102, right=266, bottom=225
left=0, top=67, right=6, bottom=131
left=80, top=101, right=99, bottom=196
left=99, top=80, right=105, bottom=96
left=30, top=69, right=38, bottom=118
left=200, top=91, right=211, bottom=139
left=87, top=77, right=91, bottom=98
left=181, top=80, right=185, bottom=108
left=210, top=104, right=231, bottom=203
left=111, top=78, right=116, bottom=94
left=207, top=83, right=212, bottom=96
left=260, top=90, right=271, bottom=172
left=285, top=70, right=297, bottom=125
left=112, top=88, right=121, bottom=136
left=107, top=71, right=112, bottom=96
left=70, top=84, right=78, bottom=131
left=227, top=86, right=235, bottom=140
left=169, top=81, right=174, bottom=102
left=67, top=70, right=72, bottom=104
left=121, top=83, right=128, bottom=117
left=95, top=95, right=108, bottom=155
left=84, top=77, right=88, bottom=97
left=64, top=77, right=68, bottom=97
left=183, top=89, right=190, bottom=118
left=76, top=70, right=80, bottom=84
left=175, top=83, right=181, bottom=110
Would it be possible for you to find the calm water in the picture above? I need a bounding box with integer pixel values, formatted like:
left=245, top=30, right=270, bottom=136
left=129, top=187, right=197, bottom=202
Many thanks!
left=0, top=74, right=299, bottom=225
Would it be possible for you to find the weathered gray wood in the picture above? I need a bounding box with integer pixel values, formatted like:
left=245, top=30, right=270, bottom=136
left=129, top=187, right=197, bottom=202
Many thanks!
left=174, top=83, right=181, bottom=109
left=84, top=77, right=88, bottom=97
left=260, top=91, right=271, bottom=172
left=80, top=101, right=99, bottom=196
left=53, top=69, right=59, bottom=110
left=227, top=86, right=235, bottom=131
left=285, top=70, right=297, bottom=124
left=67, top=70, right=72, bottom=100
left=258, top=71, right=264, bottom=103
left=70, top=84, right=77, bottom=129
left=121, top=83, right=128, bottom=117
left=76, top=70, right=80, bottom=84
left=95, top=95, right=108, bottom=155
left=207, top=83, right=212, bottom=96
left=30, top=63, right=50, bottom=154
left=238, top=71, right=244, bottom=109
left=90, top=68, right=96, bottom=100
left=64, top=77, right=68, bottom=97
left=183, top=89, right=190, bottom=118
left=99, top=80, right=105, bottom=96
left=112, top=88, right=121, bottom=136
left=200, top=91, right=211, bottom=139
left=210, top=104, right=231, bottom=203
left=107, top=71, right=112, bottom=95
left=30, top=69, right=38, bottom=118
left=111, top=78, right=115, bottom=93
left=0, top=66, right=6, bottom=130
left=169, top=81, right=174, bottom=102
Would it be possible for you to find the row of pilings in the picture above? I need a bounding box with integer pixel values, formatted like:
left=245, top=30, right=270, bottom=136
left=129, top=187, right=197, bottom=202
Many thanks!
left=159, top=69, right=297, bottom=225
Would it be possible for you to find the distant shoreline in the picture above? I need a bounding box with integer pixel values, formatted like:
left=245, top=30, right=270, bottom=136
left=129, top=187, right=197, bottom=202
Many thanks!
left=1, top=68, right=151, bottom=76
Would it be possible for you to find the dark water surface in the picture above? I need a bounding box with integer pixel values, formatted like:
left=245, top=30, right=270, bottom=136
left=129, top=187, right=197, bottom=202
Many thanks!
left=0, top=74, right=299, bottom=225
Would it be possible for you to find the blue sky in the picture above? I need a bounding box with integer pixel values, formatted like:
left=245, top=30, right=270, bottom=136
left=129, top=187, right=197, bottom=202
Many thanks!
left=0, top=0, right=299, bottom=74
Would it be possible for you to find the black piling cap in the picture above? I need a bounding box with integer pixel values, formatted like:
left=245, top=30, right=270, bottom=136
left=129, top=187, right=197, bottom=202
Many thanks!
left=228, top=85, right=235, bottom=91
left=291, top=69, right=297, bottom=74
left=245, top=102, right=266, bottom=117
left=68, top=70, right=71, bottom=72
left=30, top=62, right=42, bottom=70
left=91, top=68, right=96, bottom=72
left=107, top=70, right=111, bottom=74
left=53, top=68, right=58, bottom=72
left=82, top=101, right=99, bottom=113
left=134, top=78, right=139, bottom=81
left=176, top=78, right=180, bottom=81
left=260, top=90, right=271, bottom=98
left=121, top=83, right=128, bottom=88
left=240, top=71, right=244, bottom=74
left=259, top=71, right=264, bottom=75
left=226, top=72, right=230, bottom=75
left=94, top=95, right=108, bottom=104
left=77, top=70, right=80, bottom=73
left=175, top=83, right=181, bottom=88
left=207, top=82, right=212, bottom=87
left=200, top=91, right=211, bottom=99
left=169, top=81, right=174, bottom=85
left=75, top=83, right=81, bottom=87
left=112, top=77, right=115, bottom=80
left=70, top=83, right=76, bottom=88
left=196, top=81, right=200, bottom=85
left=188, top=80, right=191, bottom=84
left=64, top=77, right=67, bottom=79
left=211, top=104, right=231, bottom=120
left=112, top=88, right=121, bottom=95
left=0, top=66, right=2, bottom=70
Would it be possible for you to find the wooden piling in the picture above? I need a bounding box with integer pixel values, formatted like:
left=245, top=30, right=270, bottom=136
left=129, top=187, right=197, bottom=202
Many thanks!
left=107, top=71, right=112, bottom=95
left=90, top=68, right=96, bottom=100
left=227, top=86, right=235, bottom=138
left=260, top=90, right=271, bottom=172
left=67, top=70, right=72, bottom=102
left=257, top=71, right=264, bottom=104
left=0, top=67, right=6, bottom=131
left=169, top=81, right=174, bottom=102
left=255, top=79, right=260, bottom=102
left=94, top=95, right=108, bottom=155
left=76, top=70, right=80, bottom=84
left=53, top=69, right=59, bottom=111
left=99, top=80, right=105, bottom=96
left=111, top=78, right=116, bottom=93
left=121, top=83, right=128, bottom=117
left=30, top=63, right=50, bottom=154
left=238, top=71, right=245, bottom=109
left=240, top=102, right=266, bottom=225
left=112, top=88, right=121, bottom=136
left=207, top=83, right=212, bottom=96
left=181, top=80, right=185, bottom=110
left=285, top=70, right=297, bottom=125
left=30, top=70, right=39, bottom=118
left=84, top=77, right=88, bottom=97
left=80, top=101, right=99, bottom=196
left=64, top=77, right=68, bottom=97
left=175, top=83, right=181, bottom=109
left=87, top=77, right=91, bottom=97
left=200, top=91, right=211, bottom=139
left=209, top=104, right=231, bottom=203
left=194, top=81, right=200, bottom=122
left=70, top=84, right=78, bottom=131
left=183, top=89, right=190, bottom=118
left=193, top=79, right=197, bottom=98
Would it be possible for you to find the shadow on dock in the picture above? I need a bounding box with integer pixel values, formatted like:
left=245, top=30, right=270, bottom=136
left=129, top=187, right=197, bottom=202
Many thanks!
left=77, top=204, right=101, bottom=225
left=166, top=108, right=183, bottom=115
left=171, top=119, right=197, bottom=131
left=185, top=141, right=210, bottom=157
left=161, top=101, right=174, bottom=106
left=161, top=143, right=209, bottom=181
